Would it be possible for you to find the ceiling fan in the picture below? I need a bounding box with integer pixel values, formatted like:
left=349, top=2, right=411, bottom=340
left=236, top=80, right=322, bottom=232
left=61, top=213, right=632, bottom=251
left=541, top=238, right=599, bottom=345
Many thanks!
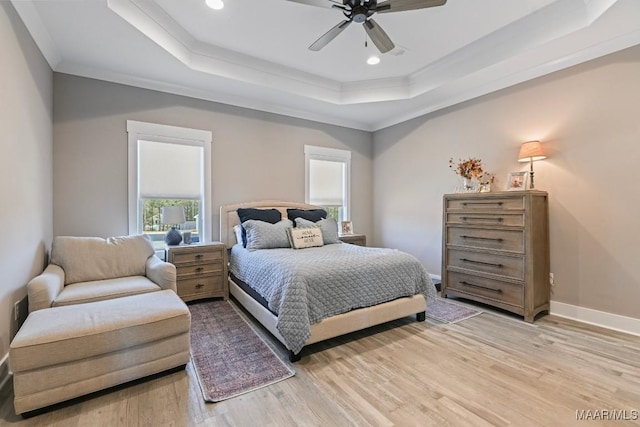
left=286, top=0, right=447, bottom=54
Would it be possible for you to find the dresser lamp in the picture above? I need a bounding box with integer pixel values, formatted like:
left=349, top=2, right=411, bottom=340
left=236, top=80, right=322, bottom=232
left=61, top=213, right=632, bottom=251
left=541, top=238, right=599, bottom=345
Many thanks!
left=161, top=206, right=186, bottom=245
left=518, top=140, right=546, bottom=189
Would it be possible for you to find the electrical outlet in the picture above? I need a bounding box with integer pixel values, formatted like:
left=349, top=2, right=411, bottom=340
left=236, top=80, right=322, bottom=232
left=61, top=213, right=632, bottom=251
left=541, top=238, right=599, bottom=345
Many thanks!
left=14, top=300, right=20, bottom=321
left=549, top=272, right=555, bottom=286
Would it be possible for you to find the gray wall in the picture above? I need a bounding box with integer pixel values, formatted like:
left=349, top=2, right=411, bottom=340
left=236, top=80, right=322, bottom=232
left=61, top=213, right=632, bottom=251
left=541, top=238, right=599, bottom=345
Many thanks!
left=53, top=74, right=373, bottom=242
left=373, top=45, right=640, bottom=320
left=0, top=3, right=53, bottom=358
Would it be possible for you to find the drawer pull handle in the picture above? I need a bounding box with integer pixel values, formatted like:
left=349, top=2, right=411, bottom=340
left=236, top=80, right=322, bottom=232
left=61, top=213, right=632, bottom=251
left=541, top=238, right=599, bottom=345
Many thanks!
left=195, top=267, right=204, bottom=273
left=461, top=216, right=503, bottom=222
left=195, top=283, right=205, bottom=289
left=195, top=254, right=204, bottom=259
left=462, top=202, right=503, bottom=206
left=461, top=235, right=504, bottom=242
left=460, top=258, right=503, bottom=268
left=460, top=281, right=503, bottom=293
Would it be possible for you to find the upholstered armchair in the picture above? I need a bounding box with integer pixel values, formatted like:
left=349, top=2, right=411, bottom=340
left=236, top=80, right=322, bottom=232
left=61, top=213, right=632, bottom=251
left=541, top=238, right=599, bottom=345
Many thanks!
left=27, top=234, right=176, bottom=312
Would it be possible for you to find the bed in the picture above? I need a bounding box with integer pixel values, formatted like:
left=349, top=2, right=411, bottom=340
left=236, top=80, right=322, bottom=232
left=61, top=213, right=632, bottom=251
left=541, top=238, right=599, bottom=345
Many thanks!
left=220, top=201, right=436, bottom=361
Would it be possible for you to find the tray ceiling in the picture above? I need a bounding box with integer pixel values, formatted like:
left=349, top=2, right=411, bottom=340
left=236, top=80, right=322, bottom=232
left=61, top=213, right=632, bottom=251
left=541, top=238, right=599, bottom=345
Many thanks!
left=12, top=0, right=640, bottom=130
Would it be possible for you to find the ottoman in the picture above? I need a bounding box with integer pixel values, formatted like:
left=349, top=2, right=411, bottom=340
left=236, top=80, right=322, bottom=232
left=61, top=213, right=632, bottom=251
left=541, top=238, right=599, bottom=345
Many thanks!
left=9, top=290, right=191, bottom=415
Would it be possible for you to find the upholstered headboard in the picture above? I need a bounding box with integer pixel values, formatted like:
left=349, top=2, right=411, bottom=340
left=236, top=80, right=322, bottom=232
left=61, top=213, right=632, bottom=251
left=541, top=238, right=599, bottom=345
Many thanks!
left=219, top=200, right=322, bottom=248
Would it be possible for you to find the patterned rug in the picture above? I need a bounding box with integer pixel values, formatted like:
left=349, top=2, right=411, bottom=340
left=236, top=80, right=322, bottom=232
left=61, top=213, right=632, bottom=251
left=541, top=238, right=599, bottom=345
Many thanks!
left=426, top=298, right=482, bottom=323
left=189, top=300, right=295, bottom=402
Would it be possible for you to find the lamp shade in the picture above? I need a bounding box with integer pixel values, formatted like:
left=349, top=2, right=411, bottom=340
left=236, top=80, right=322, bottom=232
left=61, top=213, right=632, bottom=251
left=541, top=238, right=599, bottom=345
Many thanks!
left=518, top=140, right=546, bottom=162
left=161, top=206, right=186, bottom=225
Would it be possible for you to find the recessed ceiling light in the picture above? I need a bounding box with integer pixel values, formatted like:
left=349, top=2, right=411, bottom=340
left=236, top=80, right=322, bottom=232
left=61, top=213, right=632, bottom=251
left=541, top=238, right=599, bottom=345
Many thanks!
left=205, top=0, right=224, bottom=10
left=367, top=55, right=380, bottom=65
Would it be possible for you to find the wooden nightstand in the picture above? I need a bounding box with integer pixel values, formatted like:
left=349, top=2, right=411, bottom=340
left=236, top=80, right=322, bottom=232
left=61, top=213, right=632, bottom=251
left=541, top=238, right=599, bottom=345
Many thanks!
left=166, top=242, right=228, bottom=302
left=339, top=234, right=366, bottom=246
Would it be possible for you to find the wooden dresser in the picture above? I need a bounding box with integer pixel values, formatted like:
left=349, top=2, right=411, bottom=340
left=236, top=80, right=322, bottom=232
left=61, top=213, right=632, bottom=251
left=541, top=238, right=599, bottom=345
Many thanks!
left=441, top=191, right=549, bottom=322
left=166, top=242, right=228, bottom=302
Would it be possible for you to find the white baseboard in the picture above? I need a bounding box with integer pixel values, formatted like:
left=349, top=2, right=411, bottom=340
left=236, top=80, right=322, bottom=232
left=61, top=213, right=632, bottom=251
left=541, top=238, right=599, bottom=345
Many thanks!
left=429, top=273, right=441, bottom=282
left=0, top=353, right=9, bottom=392
left=551, top=301, right=640, bottom=337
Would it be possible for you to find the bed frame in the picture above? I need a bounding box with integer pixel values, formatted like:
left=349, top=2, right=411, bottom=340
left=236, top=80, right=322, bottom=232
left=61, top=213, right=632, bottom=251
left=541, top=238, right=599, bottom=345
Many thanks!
left=220, top=200, right=427, bottom=362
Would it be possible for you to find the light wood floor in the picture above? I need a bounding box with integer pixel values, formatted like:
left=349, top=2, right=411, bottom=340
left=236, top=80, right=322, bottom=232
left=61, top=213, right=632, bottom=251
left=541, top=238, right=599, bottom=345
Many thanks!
left=1, top=299, right=639, bottom=427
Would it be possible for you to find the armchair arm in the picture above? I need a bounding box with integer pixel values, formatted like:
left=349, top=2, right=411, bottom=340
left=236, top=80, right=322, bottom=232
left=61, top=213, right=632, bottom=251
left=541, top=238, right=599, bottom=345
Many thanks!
left=27, top=264, right=65, bottom=313
left=146, top=255, right=177, bottom=292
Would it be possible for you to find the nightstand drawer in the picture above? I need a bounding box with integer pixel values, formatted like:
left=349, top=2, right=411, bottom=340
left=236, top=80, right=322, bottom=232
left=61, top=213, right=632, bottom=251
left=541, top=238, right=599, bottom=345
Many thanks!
left=446, top=212, right=524, bottom=227
left=176, top=261, right=223, bottom=278
left=448, top=248, right=524, bottom=280
left=447, top=227, right=524, bottom=252
left=446, top=271, right=523, bottom=307
left=177, top=274, right=224, bottom=299
left=446, top=196, right=524, bottom=211
left=171, top=249, right=223, bottom=265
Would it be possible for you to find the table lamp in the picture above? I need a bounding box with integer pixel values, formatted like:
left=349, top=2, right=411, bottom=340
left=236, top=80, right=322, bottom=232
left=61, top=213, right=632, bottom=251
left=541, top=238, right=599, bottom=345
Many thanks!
left=161, top=206, right=186, bottom=245
left=518, top=141, right=546, bottom=189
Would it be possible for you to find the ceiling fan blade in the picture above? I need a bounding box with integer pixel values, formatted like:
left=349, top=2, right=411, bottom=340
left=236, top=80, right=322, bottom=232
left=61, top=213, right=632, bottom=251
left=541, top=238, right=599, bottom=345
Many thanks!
left=309, top=20, right=352, bottom=51
left=376, top=0, right=446, bottom=13
left=285, top=0, right=344, bottom=9
left=363, top=18, right=394, bottom=53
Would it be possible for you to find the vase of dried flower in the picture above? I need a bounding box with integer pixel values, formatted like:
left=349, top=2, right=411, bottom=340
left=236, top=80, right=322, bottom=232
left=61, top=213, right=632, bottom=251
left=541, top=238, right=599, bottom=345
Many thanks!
left=460, top=177, right=476, bottom=192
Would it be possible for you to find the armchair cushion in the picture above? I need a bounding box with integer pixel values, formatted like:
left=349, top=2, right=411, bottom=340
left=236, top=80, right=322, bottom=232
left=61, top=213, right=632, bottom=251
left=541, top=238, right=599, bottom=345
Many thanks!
left=51, top=235, right=155, bottom=285
left=52, top=276, right=160, bottom=307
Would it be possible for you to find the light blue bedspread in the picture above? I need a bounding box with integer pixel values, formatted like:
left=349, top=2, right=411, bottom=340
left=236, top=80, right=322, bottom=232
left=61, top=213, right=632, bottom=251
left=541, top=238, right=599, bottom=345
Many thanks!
left=230, top=243, right=436, bottom=354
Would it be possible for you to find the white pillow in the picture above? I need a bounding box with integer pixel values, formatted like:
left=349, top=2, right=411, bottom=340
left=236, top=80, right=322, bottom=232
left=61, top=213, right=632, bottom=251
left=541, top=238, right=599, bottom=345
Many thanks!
left=233, top=225, right=243, bottom=246
left=287, top=227, right=324, bottom=249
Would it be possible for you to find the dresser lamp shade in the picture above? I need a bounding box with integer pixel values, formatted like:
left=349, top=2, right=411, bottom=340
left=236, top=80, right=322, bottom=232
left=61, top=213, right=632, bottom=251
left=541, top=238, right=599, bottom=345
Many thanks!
left=517, top=141, right=546, bottom=189
left=518, top=140, right=546, bottom=162
left=161, top=206, right=186, bottom=245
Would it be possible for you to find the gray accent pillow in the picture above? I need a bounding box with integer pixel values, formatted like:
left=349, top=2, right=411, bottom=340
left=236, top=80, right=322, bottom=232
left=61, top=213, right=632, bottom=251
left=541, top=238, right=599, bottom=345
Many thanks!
left=242, top=219, right=293, bottom=251
left=295, top=217, right=340, bottom=245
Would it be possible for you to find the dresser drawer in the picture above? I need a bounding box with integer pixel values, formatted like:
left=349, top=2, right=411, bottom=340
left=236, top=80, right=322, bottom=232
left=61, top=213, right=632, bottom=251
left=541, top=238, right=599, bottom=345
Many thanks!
left=448, top=248, right=524, bottom=280
left=446, top=196, right=524, bottom=211
left=171, top=248, right=223, bottom=265
left=446, top=271, right=523, bottom=307
left=447, top=227, right=524, bottom=253
left=446, top=212, right=524, bottom=227
left=176, top=261, right=223, bottom=278
left=177, top=274, right=224, bottom=299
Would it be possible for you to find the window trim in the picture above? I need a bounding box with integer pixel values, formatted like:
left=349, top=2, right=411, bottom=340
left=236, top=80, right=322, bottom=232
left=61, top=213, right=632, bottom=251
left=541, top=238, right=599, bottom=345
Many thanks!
left=304, top=145, right=351, bottom=222
left=127, top=120, right=212, bottom=242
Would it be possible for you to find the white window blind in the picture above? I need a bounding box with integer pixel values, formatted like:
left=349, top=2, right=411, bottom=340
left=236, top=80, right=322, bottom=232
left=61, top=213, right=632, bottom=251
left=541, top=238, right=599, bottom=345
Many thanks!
left=304, top=145, right=351, bottom=222
left=308, top=159, right=344, bottom=206
left=138, top=140, right=202, bottom=199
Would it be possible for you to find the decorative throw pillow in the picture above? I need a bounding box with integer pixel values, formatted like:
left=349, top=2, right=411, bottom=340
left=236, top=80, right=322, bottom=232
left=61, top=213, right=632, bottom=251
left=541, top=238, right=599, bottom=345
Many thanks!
left=295, top=217, right=340, bottom=245
left=242, top=219, right=293, bottom=251
left=287, top=208, right=327, bottom=225
left=237, top=208, right=282, bottom=247
left=287, top=227, right=324, bottom=249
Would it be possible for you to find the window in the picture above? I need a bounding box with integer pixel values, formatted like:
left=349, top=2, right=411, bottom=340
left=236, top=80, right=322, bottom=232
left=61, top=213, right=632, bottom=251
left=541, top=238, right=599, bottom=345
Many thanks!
left=127, top=121, right=212, bottom=249
left=304, top=145, right=351, bottom=222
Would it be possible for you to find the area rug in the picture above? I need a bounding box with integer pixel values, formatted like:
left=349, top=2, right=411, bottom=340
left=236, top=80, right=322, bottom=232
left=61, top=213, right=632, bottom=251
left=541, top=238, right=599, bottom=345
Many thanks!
left=189, top=300, right=295, bottom=402
left=426, top=298, right=482, bottom=323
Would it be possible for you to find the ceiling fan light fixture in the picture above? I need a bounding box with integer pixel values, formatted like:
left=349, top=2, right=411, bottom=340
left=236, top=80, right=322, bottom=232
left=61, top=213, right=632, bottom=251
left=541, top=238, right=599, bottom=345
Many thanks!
left=367, top=55, right=381, bottom=65
left=205, top=0, right=224, bottom=10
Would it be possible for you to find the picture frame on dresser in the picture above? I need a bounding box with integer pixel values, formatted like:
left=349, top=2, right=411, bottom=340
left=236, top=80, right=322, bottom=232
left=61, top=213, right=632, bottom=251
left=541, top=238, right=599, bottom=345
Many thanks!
left=507, top=171, right=528, bottom=191
left=341, top=220, right=353, bottom=235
